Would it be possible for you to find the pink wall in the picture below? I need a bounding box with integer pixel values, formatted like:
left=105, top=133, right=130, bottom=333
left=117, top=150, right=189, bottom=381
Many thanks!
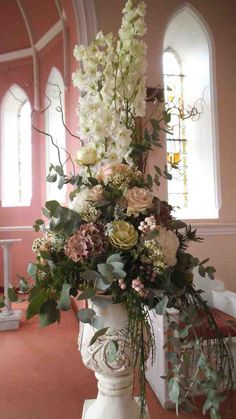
left=0, top=0, right=79, bottom=287
left=93, top=0, right=236, bottom=291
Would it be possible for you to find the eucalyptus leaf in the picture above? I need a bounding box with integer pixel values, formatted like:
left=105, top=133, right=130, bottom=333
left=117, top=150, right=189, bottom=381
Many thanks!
left=154, top=296, right=169, bottom=315
left=106, top=253, right=122, bottom=264
left=168, top=377, right=180, bottom=404
left=198, top=265, right=206, bottom=277
left=58, top=176, right=65, bottom=189
left=57, top=283, right=71, bottom=311
left=199, top=258, right=210, bottom=266
left=89, top=327, right=109, bottom=345
left=26, top=290, right=48, bottom=320
left=39, top=299, right=60, bottom=328
left=54, top=165, right=64, bottom=176
left=63, top=219, right=76, bottom=235
left=77, top=308, right=96, bottom=323
left=97, top=263, right=114, bottom=279
left=7, top=288, right=18, bottom=302
left=109, top=261, right=124, bottom=271
left=147, top=174, right=153, bottom=186
left=35, top=219, right=44, bottom=225
left=47, top=173, right=57, bottom=183
left=113, top=270, right=126, bottom=280
left=27, top=262, right=37, bottom=278
left=80, top=270, right=97, bottom=282
left=91, top=315, right=104, bottom=329
left=45, top=200, right=60, bottom=217
left=95, top=275, right=112, bottom=291
left=77, top=288, right=96, bottom=300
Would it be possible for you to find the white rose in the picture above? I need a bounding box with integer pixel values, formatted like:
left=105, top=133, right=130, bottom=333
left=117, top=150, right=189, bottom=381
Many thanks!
left=76, top=144, right=97, bottom=166
left=70, top=194, right=90, bottom=214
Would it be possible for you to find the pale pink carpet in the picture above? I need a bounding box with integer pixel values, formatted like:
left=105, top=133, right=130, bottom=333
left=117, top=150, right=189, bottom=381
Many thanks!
left=0, top=303, right=234, bottom=419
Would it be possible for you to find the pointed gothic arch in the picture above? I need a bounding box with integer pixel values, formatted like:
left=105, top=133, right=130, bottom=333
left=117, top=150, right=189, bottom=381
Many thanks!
left=1, top=85, right=32, bottom=207
left=163, top=4, right=220, bottom=219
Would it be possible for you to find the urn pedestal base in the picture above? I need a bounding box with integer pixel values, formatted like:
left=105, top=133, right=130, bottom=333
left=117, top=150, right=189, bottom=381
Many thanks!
left=80, top=302, right=150, bottom=419
left=81, top=371, right=149, bottom=419
left=82, top=397, right=149, bottom=419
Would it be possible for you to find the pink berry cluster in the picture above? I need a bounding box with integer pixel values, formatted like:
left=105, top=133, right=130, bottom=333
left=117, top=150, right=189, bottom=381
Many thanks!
left=138, top=215, right=157, bottom=234
left=132, top=277, right=146, bottom=297
left=118, top=278, right=127, bottom=290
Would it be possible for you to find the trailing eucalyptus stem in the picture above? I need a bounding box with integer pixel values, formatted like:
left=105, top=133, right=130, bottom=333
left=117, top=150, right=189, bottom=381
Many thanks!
left=166, top=286, right=234, bottom=418
left=123, top=292, right=155, bottom=418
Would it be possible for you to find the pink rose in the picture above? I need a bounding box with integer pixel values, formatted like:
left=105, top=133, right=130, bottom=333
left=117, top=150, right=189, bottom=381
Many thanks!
left=97, top=162, right=129, bottom=181
left=125, top=187, right=153, bottom=215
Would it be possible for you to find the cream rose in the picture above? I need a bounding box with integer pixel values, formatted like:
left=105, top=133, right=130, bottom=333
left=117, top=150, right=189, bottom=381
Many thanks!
left=125, top=187, right=153, bottom=215
left=156, top=226, right=179, bottom=266
left=86, top=185, right=104, bottom=202
left=76, top=144, right=97, bottom=166
left=109, top=221, right=138, bottom=250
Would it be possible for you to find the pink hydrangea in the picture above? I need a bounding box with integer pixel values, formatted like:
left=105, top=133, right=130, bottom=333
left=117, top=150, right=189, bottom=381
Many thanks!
left=65, top=223, right=108, bottom=263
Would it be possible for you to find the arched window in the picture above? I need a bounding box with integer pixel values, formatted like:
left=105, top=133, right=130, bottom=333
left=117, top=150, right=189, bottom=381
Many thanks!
left=1, top=86, right=32, bottom=207
left=163, top=6, right=220, bottom=219
left=45, top=67, right=66, bottom=202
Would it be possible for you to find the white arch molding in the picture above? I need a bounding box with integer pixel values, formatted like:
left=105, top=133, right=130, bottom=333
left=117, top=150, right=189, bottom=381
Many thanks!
left=163, top=3, right=221, bottom=220
left=45, top=67, right=66, bottom=203
left=72, top=0, right=98, bottom=46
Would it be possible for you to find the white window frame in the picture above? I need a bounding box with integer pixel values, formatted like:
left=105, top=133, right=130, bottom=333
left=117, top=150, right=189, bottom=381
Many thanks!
left=1, top=85, right=32, bottom=207
left=45, top=67, right=66, bottom=203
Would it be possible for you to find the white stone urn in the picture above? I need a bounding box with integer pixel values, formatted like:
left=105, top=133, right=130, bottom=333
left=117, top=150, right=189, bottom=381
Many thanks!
left=79, top=300, right=149, bottom=419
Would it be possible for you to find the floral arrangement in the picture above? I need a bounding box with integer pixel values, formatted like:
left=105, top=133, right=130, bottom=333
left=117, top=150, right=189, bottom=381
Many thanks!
left=22, top=1, right=233, bottom=418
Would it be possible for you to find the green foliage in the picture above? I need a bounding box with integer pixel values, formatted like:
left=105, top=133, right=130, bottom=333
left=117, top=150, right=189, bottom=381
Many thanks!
left=89, top=327, right=109, bottom=345
left=77, top=308, right=96, bottom=323
left=57, top=283, right=72, bottom=311
left=154, top=296, right=169, bottom=315
left=0, top=296, right=5, bottom=310
left=168, top=377, right=180, bottom=404
left=91, top=315, right=104, bottom=329
left=27, top=263, right=37, bottom=278
left=39, top=299, right=61, bottom=327
left=26, top=290, right=48, bottom=320
left=77, top=288, right=96, bottom=300
left=33, top=219, right=45, bottom=232
left=7, top=288, right=18, bottom=302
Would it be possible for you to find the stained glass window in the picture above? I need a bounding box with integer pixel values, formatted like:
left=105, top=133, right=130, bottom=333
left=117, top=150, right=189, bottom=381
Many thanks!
left=163, top=50, right=188, bottom=210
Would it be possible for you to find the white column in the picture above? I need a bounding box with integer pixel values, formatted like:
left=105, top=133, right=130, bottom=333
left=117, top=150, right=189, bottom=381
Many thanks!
left=0, top=239, right=22, bottom=330
left=80, top=301, right=149, bottom=419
